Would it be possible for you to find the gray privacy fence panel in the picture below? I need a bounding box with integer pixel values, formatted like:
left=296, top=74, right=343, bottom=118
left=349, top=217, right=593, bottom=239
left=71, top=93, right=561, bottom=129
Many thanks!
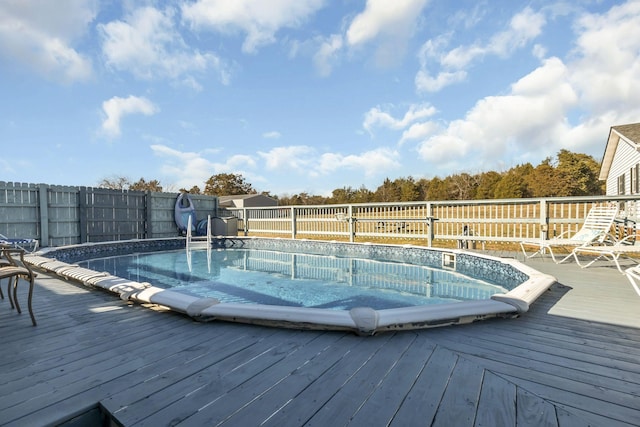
left=190, top=194, right=218, bottom=219
left=0, top=182, right=40, bottom=241
left=148, top=192, right=180, bottom=238
left=47, top=184, right=81, bottom=247
left=79, top=187, right=147, bottom=242
left=0, top=181, right=220, bottom=247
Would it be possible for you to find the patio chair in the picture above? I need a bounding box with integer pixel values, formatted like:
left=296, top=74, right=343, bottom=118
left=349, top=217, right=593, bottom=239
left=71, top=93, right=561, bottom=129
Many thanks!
left=520, top=205, right=619, bottom=264
left=0, top=233, right=39, bottom=252
left=0, top=247, right=37, bottom=326
left=0, top=248, right=11, bottom=297
left=623, top=265, right=640, bottom=297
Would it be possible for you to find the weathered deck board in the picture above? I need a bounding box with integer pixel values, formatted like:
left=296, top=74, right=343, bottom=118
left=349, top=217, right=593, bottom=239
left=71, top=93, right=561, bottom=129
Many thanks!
left=388, top=346, right=458, bottom=426
left=173, top=332, right=349, bottom=426
left=515, top=388, right=558, bottom=427
left=257, top=333, right=396, bottom=427
left=431, top=357, right=484, bottom=427
left=216, top=333, right=366, bottom=426
left=341, top=336, right=437, bottom=426
left=474, top=371, right=516, bottom=427
left=131, top=332, right=328, bottom=426
left=302, top=332, right=418, bottom=427
left=1, top=255, right=640, bottom=427
left=106, top=329, right=300, bottom=426
left=1, top=316, right=200, bottom=399
left=426, top=330, right=640, bottom=424
left=427, top=326, right=640, bottom=394
left=97, top=326, right=267, bottom=413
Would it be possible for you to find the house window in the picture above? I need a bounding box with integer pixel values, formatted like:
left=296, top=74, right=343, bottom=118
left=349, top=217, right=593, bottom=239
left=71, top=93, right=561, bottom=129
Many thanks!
left=635, top=164, right=640, bottom=194
left=631, top=167, right=636, bottom=194
left=618, top=173, right=626, bottom=195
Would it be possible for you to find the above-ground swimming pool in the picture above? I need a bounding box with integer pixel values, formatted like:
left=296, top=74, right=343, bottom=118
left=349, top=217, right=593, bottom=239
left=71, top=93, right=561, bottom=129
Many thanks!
left=78, top=249, right=512, bottom=310
left=28, top=238, right=556, bottom=335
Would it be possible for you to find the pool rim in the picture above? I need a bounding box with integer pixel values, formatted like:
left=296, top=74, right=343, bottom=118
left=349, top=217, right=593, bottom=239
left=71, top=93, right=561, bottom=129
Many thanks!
left=28, top=237, right=556, bottom=335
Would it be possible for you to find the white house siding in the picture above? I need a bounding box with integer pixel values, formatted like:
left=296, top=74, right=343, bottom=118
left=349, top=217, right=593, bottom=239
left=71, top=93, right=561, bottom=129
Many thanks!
left=606, top=136, right=640, bottom=196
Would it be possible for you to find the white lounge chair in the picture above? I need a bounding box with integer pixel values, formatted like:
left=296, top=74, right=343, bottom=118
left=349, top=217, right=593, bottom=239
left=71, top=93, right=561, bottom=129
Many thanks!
left=624, top=265, right=640, bottom=297
left=0, top=233, right=39, bottom=252
left=520, top=205, right=619, bottom=263
left=572, top=234, right=640, bottom=273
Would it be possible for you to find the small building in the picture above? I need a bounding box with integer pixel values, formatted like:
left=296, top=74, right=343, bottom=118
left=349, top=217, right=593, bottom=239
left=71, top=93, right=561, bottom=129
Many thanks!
left=218, top=194, right=278, bottom=209
left=599, top=122, right=640, bottom=196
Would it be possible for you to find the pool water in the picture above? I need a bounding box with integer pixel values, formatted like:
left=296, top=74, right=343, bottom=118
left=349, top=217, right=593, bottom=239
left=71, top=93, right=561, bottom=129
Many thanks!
left=79, top=248, right=509, bottom=310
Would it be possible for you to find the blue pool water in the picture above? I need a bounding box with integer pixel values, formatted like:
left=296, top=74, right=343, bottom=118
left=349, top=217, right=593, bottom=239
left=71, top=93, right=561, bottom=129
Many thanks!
left=79, top=248, right=509, bottom=310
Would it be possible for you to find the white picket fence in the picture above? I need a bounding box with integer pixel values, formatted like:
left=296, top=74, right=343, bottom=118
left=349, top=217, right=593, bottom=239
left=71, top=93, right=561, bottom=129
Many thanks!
left=226, top=196, right=640, bottom=247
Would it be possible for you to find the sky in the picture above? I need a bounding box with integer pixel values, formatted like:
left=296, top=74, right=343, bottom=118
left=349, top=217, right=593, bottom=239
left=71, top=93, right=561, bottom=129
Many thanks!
left=1, top=0, right=639, bottom=197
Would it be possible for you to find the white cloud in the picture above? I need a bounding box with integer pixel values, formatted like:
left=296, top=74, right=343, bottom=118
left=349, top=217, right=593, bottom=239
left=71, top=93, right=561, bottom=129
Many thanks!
left=227, top=154, right=257, bottom=169
left=441, top=7, right=545, bottom=69
left=346, top=0, right=429, bottom=66
left=0, top=0, right=95, bottom=82
left=295, top=0, right=431, bottom=75
left=258, top=146, right=316, bottom=171
left=153, top=1, right=640, bottom=189
left=301, top=0, right=428, bottom=76
left=317, top=148, right=401, bottom=177
left=346, top=0, right=429, bottom=46
left=151, top=144, right=257, bottom=189
left=181, top=0, right=325, bottom=54
left=415, top=69, right=467, bottom=93
left=257, top=144, right=400, bottom=180
left=416, top=6, right=546, bottom=93
left=99, top=6, right=228, bottom=85
left=262, top=131, right=282, bottom=139
left=447, top=3, right=486, bottom=30
left=532, top=43, right=547, bottom=60
left=101, top=95, right=159, bottom=138
left=399, top=121, right=440, bottom=145
left=313, top=34, right=343, bottom=77
left=363, top=103, right=437, bottom=135
left=412, top=1, right=640, bottom=175
left=151, top=145, right=217, bottom=188
left=569, top=0, right=640, bottom=115
left=511, top=57, right=571, bottom=96
left=415, top=56, right=581, bottom=170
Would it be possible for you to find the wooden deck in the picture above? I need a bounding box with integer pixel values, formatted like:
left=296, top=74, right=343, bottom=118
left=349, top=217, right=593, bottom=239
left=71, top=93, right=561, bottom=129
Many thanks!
left=1, top=255, right=640, bottom=426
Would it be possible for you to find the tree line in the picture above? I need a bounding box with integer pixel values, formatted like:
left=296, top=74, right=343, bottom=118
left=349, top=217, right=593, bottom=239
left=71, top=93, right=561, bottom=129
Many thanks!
left=99, top=149, right=604, bottom=204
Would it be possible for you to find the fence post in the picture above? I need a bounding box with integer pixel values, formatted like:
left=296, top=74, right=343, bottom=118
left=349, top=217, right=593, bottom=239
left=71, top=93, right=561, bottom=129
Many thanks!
left=145, top=191, right=152, bottom=238
left=426, top=202, right=434, bottom=247
left=348, top=205, right=355, bottom=242
left=539, top=199, right=548, bottom=240
left=79, top=187, right=87, bottom=243
left=243, top=208, right=248, bottom=236
left=291, top=206, right=296, bottom=239
left=38, top=184, right=49, bottom=248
